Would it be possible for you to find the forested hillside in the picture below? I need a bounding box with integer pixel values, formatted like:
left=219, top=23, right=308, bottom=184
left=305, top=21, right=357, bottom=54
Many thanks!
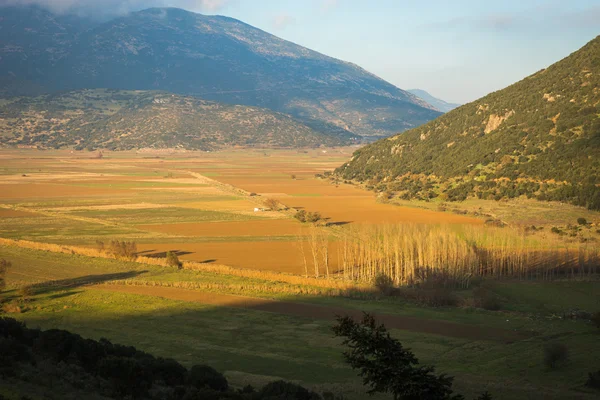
left=0, top=89, right=345, bottom=150
left=336, top=36, right=600, bottom=210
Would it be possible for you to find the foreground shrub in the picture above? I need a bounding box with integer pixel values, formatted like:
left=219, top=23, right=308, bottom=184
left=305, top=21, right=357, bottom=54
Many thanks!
left=586, top=370, right=600, bottom=390
left=543, top=343, right=569, bottom=369
left=591, top=312, right=600, bottom=329
left=333, top=313, right=481, bottom=399
left=188, top=365, right=228, bottom=392
left=258, top=380, right=321, bottom=400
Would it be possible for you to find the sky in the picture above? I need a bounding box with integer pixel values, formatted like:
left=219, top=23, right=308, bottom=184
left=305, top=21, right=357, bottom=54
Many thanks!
left=3, top=0, right=600, bottom=104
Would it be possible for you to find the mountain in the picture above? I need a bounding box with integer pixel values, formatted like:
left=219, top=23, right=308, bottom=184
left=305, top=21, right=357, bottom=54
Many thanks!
left=0, top=6, right=441, bottom=139
left=336, top=36, right=600, bottom=210
left=408, top=89, right=461, bottom=112
left=0, top=89, right=344, bottom=150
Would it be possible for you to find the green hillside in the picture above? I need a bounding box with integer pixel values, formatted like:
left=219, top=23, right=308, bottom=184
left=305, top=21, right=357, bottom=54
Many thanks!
left=0, top=89, right=346, bottom=150
left=336, top=36, right=600, bottom=210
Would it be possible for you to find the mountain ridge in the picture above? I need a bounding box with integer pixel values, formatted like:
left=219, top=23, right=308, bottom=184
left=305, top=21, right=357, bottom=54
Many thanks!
left=336, top=36, right=600, bottom=210
left=0, top=89, right=347, bottom=150
left=0, top=5, right=441, bottom=139
left=408, top=89, right=461, bottom=112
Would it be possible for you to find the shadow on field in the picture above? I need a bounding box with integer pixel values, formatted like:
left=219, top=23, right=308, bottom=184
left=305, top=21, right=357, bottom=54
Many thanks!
left=325, top=221, right=352, bottom=227
left=136, top=250, right=194, bottom=258
left=26, top=271, right=147, bottom=296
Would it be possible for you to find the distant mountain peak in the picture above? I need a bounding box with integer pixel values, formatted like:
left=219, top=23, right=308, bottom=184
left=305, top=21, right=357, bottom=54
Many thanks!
left=0, top=5, right=440, bottom=139
left=407, top=89, right=461, bottom=113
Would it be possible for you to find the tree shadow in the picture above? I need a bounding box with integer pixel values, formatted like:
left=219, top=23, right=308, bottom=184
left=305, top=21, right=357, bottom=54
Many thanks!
left=326, top=221, right=352, bottom=227
left=28, top=271, right=147, bottom=296
left=137, top=250, right=194, bottom=259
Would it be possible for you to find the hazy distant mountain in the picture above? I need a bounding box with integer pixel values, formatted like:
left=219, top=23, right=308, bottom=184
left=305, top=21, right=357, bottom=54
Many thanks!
left=0, top=89, right=345, bottom=150
left=337, top=36, right=600, bottom=210
left=407, top=89, right=461, bottom=112
left=0, top=5, right=441, bottom=139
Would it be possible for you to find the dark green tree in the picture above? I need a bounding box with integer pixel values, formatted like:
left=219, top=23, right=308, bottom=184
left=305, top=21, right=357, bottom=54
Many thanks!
left=332, top=313, right=462, bottom=400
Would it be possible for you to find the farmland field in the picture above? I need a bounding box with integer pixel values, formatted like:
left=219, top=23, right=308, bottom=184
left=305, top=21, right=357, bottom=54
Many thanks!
left=1, top=148, right=600, bottom=400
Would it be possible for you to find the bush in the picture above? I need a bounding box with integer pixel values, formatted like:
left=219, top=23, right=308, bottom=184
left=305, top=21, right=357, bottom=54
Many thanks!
left=294, top=210, right=307, bottom=222
left=306, top=211, right=322, bottom=223
left=263, top=198, right=279, bottom=210
left=258, top=380, right=321, bottom=400
left=107, top=240, right=137, bottom=260
left=543, top=343, right=569, bottom=369
left=577, top=217, right=588, bottom=225
left=188, top=365, right=228, bottom=392
left=586, top=370, right=600, bottom=390
left=472, top=286, right=502, bottom=311
left=373, top=273, right=395, bottom=296
left=165, top=251, right=182, bottom=269
left=591, top=312, right=600, bottom=329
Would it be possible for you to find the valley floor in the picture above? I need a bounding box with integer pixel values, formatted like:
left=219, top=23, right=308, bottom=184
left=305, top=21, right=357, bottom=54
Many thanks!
left=1, top=148, right=599, bottom=399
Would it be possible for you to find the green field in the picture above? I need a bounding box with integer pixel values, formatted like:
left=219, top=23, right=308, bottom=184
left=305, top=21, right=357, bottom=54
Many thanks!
left=2, top=244, right=600, bottom=399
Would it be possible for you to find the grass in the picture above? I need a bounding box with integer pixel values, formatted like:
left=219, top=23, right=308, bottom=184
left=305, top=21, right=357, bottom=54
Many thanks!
left=3, top=278, right=599, bottom=399
left=2, top=244, right=600, bottom=399
left=68, top=208, right=265, bottom=224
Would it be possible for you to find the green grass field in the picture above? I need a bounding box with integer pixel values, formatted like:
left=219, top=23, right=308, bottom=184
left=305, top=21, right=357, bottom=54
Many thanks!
left=2, top=244, right=600, bottom=399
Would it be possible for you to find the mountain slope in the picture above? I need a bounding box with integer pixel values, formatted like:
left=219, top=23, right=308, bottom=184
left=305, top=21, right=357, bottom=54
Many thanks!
left=408, top=89, right=461, bottom=112
left=0, top=6, right=441, bottom=139
left=0, top=89, right=343, bottom=150
left=336, top=36, right=600, bottom=210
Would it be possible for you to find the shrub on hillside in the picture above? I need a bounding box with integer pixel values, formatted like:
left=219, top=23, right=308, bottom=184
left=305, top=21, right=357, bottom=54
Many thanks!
left=591, top=312, right=600, bottom=329
left=577, top=217, right=588, bottom=225
left=258, top=380, right=321, bottom=400
left=586, top=370, right=600, bottom=390
left=543, top=343, right=569, bottom=369
left=188, top=365, right=228, bottom=392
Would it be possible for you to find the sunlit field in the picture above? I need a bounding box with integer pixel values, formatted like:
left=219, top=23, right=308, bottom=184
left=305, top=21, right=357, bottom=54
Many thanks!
left=1, top=148, right=599, bottom=399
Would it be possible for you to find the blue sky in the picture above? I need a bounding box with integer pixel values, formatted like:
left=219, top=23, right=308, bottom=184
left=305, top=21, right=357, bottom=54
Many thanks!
left=213, top=0, right=600, bottom=104
left=9, top=0, right=600, bottom=104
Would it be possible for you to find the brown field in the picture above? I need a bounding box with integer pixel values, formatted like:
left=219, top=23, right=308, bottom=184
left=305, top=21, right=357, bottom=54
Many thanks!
left=1, top=148, right=596, bottom=277
left=0, top=208, right=38, bottom=217
left=137, top=240, right=341, bottom=274
left=0, top=182, right=122, bottom=199
left=139, top=219, right=305, bottom=237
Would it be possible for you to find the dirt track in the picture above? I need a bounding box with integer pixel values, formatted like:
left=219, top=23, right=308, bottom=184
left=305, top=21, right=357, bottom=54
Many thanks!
left=94, top=284, right=531, bottom=343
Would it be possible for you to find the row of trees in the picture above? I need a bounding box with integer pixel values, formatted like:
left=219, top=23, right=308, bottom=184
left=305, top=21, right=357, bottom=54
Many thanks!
left=295, top=224, right=600, bottom=284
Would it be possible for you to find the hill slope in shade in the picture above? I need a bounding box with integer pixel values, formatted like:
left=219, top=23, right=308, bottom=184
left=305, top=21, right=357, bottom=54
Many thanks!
left=337, top=36, right=600, bottom=210
left=408, top=89, right=461, bottom=112
left=0, top=6, right=441, bottom=139
left=0, top=89, right=345, bottom=150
